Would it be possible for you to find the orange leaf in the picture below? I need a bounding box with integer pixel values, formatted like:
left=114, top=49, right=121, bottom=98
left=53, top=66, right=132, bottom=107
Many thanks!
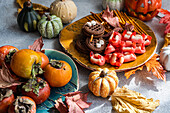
left=16, top=0, right=49, bottom=15
left=161, top=33, right=170, bottom=49
left=124, top=66, right=143, bottom=79
left=145, top=54, right=166, bottom=82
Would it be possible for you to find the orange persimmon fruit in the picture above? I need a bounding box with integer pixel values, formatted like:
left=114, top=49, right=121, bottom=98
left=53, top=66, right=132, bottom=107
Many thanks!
left=43, top=60, right=72, bottom=87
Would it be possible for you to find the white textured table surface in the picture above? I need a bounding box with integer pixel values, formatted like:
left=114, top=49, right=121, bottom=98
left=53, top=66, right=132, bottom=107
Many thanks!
left=0, top=0, right=170, bottom=113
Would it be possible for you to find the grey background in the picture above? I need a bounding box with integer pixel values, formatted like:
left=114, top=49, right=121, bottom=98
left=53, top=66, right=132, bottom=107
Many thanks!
left=0, top=0, right=170, bottom=112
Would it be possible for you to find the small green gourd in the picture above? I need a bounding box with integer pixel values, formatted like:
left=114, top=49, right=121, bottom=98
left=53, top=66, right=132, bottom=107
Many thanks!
left=17, top=1, right=41, bottom=32
left=38, top=15, right=63, bottom=39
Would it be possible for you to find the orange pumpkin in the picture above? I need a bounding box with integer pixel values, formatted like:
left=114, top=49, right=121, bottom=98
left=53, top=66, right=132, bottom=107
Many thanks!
left=44, top=60, right=72, bottom=87
left=125, top=0, right=162, bottom=21
left=88, top=68, right=119, bottom=98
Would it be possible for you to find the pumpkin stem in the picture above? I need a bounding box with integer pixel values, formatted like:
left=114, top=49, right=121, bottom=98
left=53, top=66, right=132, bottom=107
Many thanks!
left=46, top=15, right=51, bottom=21
left=50, top=59, right=63, bottom=69
left=100, top=70, right=107, bottom=77
left=26, top=1, right=32, bottom=7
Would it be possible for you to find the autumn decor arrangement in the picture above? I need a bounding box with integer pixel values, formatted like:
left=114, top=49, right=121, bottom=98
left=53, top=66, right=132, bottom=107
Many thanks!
left=0, top=0, right=169, bottom=112
left=125, top=0, right=162, bottom=21
left=38, top=15, right=63, bottom=39
left=88, top=68, right=119, bottom=98
left=50, top=0, right=77, bottom=24
left=0, top=37, right=80, bottom=112
left=17, top=0, right=41, bottom=32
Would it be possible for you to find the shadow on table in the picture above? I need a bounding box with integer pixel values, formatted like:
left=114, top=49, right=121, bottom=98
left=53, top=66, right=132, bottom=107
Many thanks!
left=118, top=67, right=159, bottom=92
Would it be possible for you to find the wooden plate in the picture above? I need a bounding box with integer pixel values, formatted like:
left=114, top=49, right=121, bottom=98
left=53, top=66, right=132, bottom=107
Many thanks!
left=59, top=15, right=157, bottom=72
left=36, top=49, right=79, bottom=113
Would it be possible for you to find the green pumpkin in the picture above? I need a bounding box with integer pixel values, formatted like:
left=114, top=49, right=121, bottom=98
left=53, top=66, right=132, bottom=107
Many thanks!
left=38, top=15, right=63, bottom=39
left=17, top=1, right=41, bottom=32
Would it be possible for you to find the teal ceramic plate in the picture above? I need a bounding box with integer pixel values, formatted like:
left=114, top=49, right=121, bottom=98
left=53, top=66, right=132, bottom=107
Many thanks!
left=36, top=49, right=79, bottom=113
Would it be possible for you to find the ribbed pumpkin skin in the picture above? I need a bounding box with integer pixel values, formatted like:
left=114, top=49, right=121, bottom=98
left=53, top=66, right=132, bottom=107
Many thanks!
left=38, top=15, right=63, bottom=39
left=17, top=1, right=41, bottom=32
left=102, top=0, right=125, bottom=11
left=50, top=0, right=77, bottom=24
left=125, top=0, right=162, bottom=21
left=88, top=68, right=119, bottom=98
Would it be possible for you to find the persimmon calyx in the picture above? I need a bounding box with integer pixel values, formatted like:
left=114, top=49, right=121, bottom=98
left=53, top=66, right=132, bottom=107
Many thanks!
left=31, top=63, right=43, bottom=77
left=5, top=49, right=18, bottom=63
left=49, top=59, right=63, bottom=69
left=13, top=96, right=34, bottom=113
left=22, top=77, right=46, bottom=96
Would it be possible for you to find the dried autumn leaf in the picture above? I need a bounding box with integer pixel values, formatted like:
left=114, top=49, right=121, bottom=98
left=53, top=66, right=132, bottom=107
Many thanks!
left=157, top=9, right=170, bottom=35
left=145, top=54, right=166, bottom=82
left=28, top=36, right=44, bottom=52
left=55, top=98, right=68, bottom=113
left=111, top=87, right=160, bottom=113
left=124, top=66, right=144, bottom=79
left=55, top=91, right=92, bottom=113
left=102, top=6, right=119, bottom=28
left=124, top=54, right=166, bottom=82
left=16, top=0, right=49, bottom=14
left=0, top=62, right=22, bottom=88
left=162, top=33, right=170, bottom=49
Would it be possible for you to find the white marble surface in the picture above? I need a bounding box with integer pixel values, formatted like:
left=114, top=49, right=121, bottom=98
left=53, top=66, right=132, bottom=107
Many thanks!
left=0, top=0, right=170, bottom=113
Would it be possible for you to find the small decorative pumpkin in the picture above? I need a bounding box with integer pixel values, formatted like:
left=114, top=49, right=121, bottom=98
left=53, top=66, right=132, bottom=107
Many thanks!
left=38, top=15, right=63, bottom=38
left=50, top=0, right=77, bottom=24
left=88, top=68, right=119, bottom=98
left=160, top=45, right=170, bottom=71
left=17, top=1, right=41, bottom=32
left=102, top=0, right=125, bottom=11
left=125, top=0, right=162, bottom=21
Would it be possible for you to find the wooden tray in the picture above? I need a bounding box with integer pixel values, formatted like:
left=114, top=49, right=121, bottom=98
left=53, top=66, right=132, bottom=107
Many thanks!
left=59, top=14, right=157, bottom=72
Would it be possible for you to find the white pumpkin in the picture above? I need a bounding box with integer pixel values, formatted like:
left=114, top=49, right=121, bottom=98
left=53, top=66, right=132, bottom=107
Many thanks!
left=50, top=0, right=77, bottom=24
left=102, top=0, right=125, bottom=11
left=160, top=45, right=170, bottom=71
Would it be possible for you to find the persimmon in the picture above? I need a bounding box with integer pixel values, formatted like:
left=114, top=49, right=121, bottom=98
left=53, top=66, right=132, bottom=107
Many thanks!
left=22, top=77, right=50, bottom=104
left=37, top=51, right=49, bottom=69
left=10, top=49, right=43, bottom=79
left=0, top=45, right=19, bottom=67
left=8, top=96, right=36, bottom=113
left=0, top=89, right=15, bottom=113
left=44, top=60, right=72, bottom=87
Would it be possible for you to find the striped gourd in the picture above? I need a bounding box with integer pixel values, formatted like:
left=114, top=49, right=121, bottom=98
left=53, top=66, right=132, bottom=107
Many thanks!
left=88, top=68, right=119, bottom=98
left=17, top=1, right=41, bottom=32
left=38, top=15, right=63, bottom=39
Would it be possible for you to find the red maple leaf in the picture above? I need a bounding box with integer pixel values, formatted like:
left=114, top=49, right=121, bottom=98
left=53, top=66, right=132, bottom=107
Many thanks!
left=157, top=9, right=170, bottom=35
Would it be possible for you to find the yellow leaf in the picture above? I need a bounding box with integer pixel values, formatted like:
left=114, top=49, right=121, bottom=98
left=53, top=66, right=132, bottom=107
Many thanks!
left=145, top=54, right=166, bottom=82
left=111, top=87, right=160, bottom=113
left=16, top=0, right=49, bottom=15
left=124, top=66, right=143, bottom=79
left=162, top=33, right=170, bottom=49
left=16, top=0, right=27, bottom=8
